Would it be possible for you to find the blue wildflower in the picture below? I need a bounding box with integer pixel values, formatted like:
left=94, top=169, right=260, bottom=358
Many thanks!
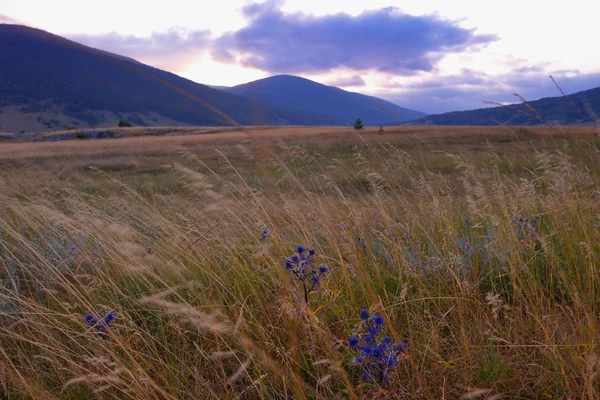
left=259, top=226, right=270, bottom=243
left=360, top=309, right=370, bottom=320
left=357, top=237, right=367, bottom=250
left=348, top=310, right=409, bottom=386
left=373, top=315, right=384, bottom=326
left=283, top=246, right=328, bottom=304
left=85, top=311, right=116, bottom=338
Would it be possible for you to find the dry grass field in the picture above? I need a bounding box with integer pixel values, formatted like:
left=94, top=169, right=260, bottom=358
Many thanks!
left=1, top=125, right=600, bottom=399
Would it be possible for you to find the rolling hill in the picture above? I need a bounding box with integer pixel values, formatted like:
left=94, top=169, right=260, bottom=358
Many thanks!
left=407, top=87, right=600, bottom=126
left=0, top=24, right=344, bottom=132
left=220, top=75, right=427, bottom=126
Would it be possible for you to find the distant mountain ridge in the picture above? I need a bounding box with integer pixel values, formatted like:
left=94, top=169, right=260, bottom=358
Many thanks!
left=406, top=87, right=600, bottom=126
left=0, top=24, right=344, bottom=131
left=220, top=75, right=427, bottom=125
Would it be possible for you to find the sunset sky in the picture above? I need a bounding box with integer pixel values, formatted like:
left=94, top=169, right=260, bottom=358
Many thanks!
left=1, top=0, right=599, bottom=113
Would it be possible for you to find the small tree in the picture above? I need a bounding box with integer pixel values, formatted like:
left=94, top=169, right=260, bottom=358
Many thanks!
left=353, top=118, right=364, bottom=130
left=378, top=126, right=385, bottom=135
left=118, top=120, right=132, bottom=127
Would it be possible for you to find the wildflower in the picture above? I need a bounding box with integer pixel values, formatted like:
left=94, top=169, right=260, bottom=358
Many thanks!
left=69, top=245, right=76, bottom=252
left=360, top=309, right=370, bottom=320
left=259, top=226, right=270, bottom=243
left=372, top=315, right=384, bottom=326
left=357, top=237, right=367, bottom=250
left=348, top=310, right=408, bottom=385
left=283, top=246, right=328, bottom=304
left=85, top=311, right=116, bottom=338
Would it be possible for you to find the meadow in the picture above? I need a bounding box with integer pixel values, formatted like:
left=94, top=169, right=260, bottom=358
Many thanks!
left=0, top=125, right=599, bottom=399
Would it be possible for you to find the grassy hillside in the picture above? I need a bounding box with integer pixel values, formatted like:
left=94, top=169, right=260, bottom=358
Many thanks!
left=0, top=125, right=599, bottom=398
left=408, top=86, right=600, bottom=126
left=222, top=75, right=427, bottom=125
left=0, top=25, right=343, bottom=131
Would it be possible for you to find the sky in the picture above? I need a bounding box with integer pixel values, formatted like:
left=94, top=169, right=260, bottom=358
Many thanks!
left=1, top=0, right=599, bottom=113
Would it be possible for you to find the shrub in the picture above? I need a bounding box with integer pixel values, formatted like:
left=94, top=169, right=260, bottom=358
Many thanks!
left=353, top=118, right=364, bottom=130
left=118, top=120, right=133, bottom=127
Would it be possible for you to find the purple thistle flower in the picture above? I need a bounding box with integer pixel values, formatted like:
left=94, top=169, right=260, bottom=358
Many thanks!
left=283, top=246, right=327, bottom=304
left=348, top=310, right=409, bottom=386
left=360, top=309, right=370, bottom=320
left=85, top=312, right=116, bottom=338
left=373, top=315, right=384, bottom=326
left=259, top=226, right=270, bottom=242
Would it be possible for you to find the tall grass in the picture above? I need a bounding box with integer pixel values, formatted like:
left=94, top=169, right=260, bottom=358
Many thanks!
left=0, top=127, right=599, bottom=399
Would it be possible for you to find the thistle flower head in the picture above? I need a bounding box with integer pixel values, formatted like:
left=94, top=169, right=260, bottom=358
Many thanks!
left=283, top=245, right=327, bottom=304
left=360, top=309, right=370, bottom=320
left=373, top=315, right=384, bottom=326
left=348, top=310, right=409, bottom=386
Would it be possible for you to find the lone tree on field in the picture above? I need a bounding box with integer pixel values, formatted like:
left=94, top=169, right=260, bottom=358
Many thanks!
left=353, top=118, right=364, bottom=130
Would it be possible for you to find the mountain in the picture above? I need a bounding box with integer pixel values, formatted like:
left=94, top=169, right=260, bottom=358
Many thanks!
left=220, top=75, right=426, bottom=125
left=407, top=87, right=600, bottom=126
left=0, top=24, right=344, bottom=132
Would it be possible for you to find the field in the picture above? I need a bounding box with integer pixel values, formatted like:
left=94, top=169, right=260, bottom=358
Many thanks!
left=1, top=125, right=600, bottom=399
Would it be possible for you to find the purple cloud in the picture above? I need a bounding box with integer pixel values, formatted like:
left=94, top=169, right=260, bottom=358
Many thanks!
left=325, top=75, right=366, bottom=87
left=381, top=70, right=600, bottom=114
left=68, top=29, right=212, bottom=70
left=212, top=2, right=497, bottom=74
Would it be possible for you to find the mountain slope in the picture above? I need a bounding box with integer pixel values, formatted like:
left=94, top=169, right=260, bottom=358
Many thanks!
left=407, top=87, right=600, bottom=126
left=0, top=24, right=344, bottom=131
left=221, top=75, right=426, bottom=125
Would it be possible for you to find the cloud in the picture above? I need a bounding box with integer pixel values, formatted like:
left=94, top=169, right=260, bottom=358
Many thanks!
left=0, top=13, right=23, bottom=24
left=68, top=29, right=212, bottom=71
left=325, top=75, right=366, bottom=87
left=381, top=69, right=600, bottom=114
left=212, top=2, right=497, bottom=74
